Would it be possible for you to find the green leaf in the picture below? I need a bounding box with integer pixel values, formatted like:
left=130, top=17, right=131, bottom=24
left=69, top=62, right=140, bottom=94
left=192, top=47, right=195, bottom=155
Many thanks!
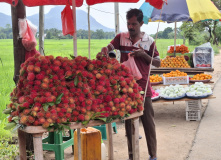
left=63, top=125, right=71, bottom=130
left=4, top=122, right=16, bottom=130
left=125, top=113, right=131, bottom=118
left=3, top=108, right=12, bottom=114
left=106, top=117, right=113, bottom=123
left=70, top=55, right=75, bottom=59
left=82, top=120, right=90, bottom=126
left=12, top=116, right=19, bottom=123
left=43, top=104, right=49, bottom=111
left=140, top=91, right=145, bottom=94
left=55, top=93, right=64, bottom=104
left=74, top=76, right=79, bottom=86
left=47, top=102, right=55, bottom=106
left=12, top=124, right=22, bottom=132
left=95, top=117, right=107, bottom=122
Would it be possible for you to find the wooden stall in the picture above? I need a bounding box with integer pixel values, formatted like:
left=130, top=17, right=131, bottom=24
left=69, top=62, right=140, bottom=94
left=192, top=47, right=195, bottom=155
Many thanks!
left=18, top=111, right=143, bottom=160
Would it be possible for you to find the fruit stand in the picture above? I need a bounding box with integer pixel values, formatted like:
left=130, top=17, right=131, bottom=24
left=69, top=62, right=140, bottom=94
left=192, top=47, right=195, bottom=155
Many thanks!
left=18, top=111, right=142, bottom=160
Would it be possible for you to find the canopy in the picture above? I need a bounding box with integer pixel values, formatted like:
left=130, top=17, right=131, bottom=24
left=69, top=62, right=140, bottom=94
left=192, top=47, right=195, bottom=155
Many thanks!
left=1, top=0, right=165, bottom=9
left=140, top=0, right=221, bottom=23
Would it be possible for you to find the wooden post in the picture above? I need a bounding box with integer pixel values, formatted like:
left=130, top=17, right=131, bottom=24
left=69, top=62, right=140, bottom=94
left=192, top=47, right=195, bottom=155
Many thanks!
left=132, top=117, right=139, bottom=160
left=88, top=5, right=91, bottom=59
left=72, top=0, right=77, bottom=57
left=106, top=123, right=114, bottom=160
left=39, top=6, right=45, bottom=55
left=18, top=130, right=27, bottom=160
left=77, top=128, right=82, bottom=160
left=174, top=22, right=177, bottom=57
left=11, top=0, right=26, bottom=84
left=114, top=3, right=120, bottom=35
left=33, top=133, right=44, bottom=160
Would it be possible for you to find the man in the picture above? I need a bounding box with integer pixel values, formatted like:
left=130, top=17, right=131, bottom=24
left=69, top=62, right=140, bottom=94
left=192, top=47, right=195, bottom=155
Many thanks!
left=101, top=9, right=160, bottom=160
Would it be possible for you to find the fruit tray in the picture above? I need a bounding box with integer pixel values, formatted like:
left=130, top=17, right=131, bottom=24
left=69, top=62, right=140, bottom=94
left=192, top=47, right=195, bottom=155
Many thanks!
left=161, top=94, right=186, bottom=100
left=151, top=95, right=160, bottom=101
left=189, top=79, right=211, bottom=83
left=150, top=81, right=163, bottom=85
left=163, top=76, right=189, bottom=85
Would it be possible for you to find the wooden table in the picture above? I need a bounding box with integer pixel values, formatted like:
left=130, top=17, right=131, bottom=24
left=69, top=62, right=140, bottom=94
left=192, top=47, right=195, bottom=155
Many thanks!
left=18, top=111, right=143, bottom=160
left=151, top=68, right=214, bottom=75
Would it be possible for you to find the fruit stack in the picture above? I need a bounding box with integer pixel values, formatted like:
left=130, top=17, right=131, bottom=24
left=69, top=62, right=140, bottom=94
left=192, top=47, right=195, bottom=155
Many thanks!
left=160, top=55, right=191, bottom=68
left=4, top=53, right=144, bottom=129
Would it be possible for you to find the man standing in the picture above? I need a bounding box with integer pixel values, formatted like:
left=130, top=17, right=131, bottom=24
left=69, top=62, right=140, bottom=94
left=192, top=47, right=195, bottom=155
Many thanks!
left=101, top=8, right=160, bottom=160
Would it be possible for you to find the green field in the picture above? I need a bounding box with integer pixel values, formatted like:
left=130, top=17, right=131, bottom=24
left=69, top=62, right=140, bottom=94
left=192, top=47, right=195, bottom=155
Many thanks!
left=0, top=38, right=219, bottom=138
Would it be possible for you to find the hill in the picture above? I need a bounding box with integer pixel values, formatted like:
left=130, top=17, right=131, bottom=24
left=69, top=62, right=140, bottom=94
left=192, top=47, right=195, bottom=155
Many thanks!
left=0, top=6, right=114, bottom=32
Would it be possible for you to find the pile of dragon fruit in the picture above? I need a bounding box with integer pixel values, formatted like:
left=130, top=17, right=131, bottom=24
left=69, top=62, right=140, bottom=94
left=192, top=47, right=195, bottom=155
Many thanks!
left=5, top=53, right=144, bottom=129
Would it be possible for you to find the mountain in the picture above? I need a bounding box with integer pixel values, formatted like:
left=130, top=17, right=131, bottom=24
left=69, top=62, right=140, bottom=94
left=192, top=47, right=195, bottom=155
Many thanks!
left=0, top=6, right=114, bottom=32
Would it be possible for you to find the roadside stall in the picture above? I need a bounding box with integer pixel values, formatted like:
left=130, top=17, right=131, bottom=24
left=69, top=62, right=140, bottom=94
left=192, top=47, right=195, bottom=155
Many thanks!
left=0, top=0, right=166, bottom=160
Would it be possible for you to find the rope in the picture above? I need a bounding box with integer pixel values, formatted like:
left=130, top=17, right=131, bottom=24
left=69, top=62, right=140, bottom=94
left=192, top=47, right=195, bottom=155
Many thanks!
left=143, top=3, right=164, bottom=104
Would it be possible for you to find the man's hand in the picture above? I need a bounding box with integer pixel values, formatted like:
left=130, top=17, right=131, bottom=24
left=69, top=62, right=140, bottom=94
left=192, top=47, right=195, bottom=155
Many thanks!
left=101, top=47, right=108, bottom=57
left=130, top=44, right=146, bottom=58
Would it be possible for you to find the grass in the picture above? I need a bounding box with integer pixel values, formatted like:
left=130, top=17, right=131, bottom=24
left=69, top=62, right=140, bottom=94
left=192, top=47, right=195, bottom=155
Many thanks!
left=0, top=38, right=220, bottom=137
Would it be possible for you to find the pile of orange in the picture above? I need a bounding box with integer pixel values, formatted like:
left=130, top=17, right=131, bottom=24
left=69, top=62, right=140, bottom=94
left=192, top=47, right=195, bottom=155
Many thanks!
left=190, top=73, right=212, bottom=80
left=163, top=70, right=187, bottom=77
left=160, top=55, right=191, bottom=68
left=167, top=44, right=189, bottom=54
left=150, top=74, right=163, bottom=83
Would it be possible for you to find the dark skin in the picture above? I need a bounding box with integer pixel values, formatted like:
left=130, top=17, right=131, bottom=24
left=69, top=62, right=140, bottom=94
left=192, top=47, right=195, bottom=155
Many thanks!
left=101, top=15, right=161, bottom=68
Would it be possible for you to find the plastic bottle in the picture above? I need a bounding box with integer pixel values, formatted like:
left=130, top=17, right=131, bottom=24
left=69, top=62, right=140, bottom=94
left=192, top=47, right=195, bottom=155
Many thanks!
left=101, top=139, right=107, bottom=160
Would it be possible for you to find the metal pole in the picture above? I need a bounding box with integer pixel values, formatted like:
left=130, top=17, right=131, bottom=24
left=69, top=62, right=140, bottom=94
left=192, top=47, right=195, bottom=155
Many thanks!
left=88, top=6, right=91, bottom=59
left=114, top=3, right=120, bottom=35
left=72, top=0, right=77, bottom=57
left=39, top=6, right=45, bottom=55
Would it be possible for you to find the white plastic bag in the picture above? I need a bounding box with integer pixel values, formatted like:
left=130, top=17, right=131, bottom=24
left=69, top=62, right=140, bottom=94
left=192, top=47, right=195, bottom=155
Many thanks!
left=192, top=42, right=214, bottom=68
left=122, top=54, right=142, bottom=80
left=18, top=18, right=37, bottom=38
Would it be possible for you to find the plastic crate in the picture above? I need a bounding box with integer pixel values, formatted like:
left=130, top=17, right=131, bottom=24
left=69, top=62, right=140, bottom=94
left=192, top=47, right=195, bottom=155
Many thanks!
left=186, top=100, right=201, bottom=111
left=163, top=76, right=189, bottom=85
left=186, top=110, right=201, bottom=121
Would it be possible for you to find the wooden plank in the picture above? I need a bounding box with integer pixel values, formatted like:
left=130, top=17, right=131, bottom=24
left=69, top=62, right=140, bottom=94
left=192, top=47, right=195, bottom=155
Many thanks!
left=132, top=117, right=140, bottom=160
left=152, top=95, right=216, bottom=103
left=33, top=133, right=44, bottom=160
left=106, top=123, right=114, bottom=160
left=22, top=111, right=143, bottom=134
left=18, top=129, right=27, bottom=160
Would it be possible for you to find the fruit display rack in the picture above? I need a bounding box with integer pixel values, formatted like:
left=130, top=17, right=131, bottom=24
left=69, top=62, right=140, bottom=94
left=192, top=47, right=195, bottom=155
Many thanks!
left=17, top=111, right=143, bottom=160
left=151, top=68, right=214, bottom=75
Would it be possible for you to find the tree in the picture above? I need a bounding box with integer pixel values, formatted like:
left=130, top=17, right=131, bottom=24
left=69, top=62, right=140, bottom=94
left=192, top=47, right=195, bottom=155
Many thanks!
left=162, top=27, right=173, bottom=39
left=211, top=0, right=221, bottom=10
left=95, top=29, right=105, bottom=39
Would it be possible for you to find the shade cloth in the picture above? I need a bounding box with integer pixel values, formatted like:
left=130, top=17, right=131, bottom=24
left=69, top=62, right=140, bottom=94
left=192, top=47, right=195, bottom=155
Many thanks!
left=1, top=0, right=165, bottom=9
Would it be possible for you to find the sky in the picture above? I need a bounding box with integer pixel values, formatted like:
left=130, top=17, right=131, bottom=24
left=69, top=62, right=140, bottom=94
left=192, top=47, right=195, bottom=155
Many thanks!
left=0, top=1, right=182, bottom=35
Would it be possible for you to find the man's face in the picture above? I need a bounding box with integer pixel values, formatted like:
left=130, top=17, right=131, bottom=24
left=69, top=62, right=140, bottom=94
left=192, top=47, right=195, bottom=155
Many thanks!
left=127, top=16, right=143, bottom=37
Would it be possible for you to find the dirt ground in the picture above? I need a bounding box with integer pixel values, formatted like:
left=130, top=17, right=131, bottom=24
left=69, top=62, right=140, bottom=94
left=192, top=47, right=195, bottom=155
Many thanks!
left=44, top=50, right=221, bottom=160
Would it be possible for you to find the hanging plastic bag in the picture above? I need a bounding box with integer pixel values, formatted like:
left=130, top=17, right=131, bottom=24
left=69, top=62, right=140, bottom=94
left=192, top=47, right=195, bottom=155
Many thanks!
left=25, top=48, right=40, bottom=61
left=61, top=5, right=75, bottom=36
left=122, top=53, right=142, bottom=80
left=18, top=19, right=37, bottom=38
left=22, top=22, right=37, bottom=51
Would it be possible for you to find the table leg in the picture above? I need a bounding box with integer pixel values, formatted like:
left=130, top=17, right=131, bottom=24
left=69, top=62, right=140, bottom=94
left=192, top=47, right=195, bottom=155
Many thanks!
left=77, top=128, right=82, bottom=160
left=33, top=133, right=44, bottom=160
left=132, top=117, right=139, bottom=160
left=106, top=123, right=114, bottom=160
left=18, top=129, right=27, bottom=160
